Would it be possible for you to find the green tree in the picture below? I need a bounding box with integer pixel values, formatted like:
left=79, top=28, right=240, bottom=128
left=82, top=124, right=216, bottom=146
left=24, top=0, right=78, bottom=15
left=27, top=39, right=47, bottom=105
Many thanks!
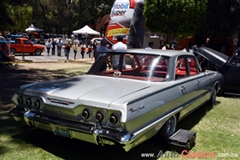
left=28, top=0, right=113, bottom=35
left=197, top=0, right=240, bottom=45
left=143, top=0, right=208, bottom=37
left=7, top=4, right=32, bottom=32
left=0, top=0, right=31, bottom=33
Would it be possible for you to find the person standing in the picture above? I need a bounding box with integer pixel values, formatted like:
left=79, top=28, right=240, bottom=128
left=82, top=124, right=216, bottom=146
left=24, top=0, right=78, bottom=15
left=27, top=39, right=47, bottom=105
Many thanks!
left=57, top=37, right=63, bottom=56
left=72, top=42, right=78, bottom=60
left=87, top=43, right=93, bottom=58
left=51, top=38, right=56, bottom=55
left=145, top=41, right=154, bottom=49
left=65, top=41, right=71, bottom=60
left=111, top=36, right=127, bottom=69
left=182, top=44, right=193, bottom=53
left=80, top=42, right=86, bottom=58
left=94, top=39, right=108, bottom=61
left=94, top=39, right=108, bottom=71
left=45, top=39, right=52, bottom=56
left=0, top=44, right=11, bottom=62
left=161, top=44, right=167, bottom=50
left=93, top=40, right=97, bottom=50
left=92, top=40, right=97, bottom=60
left=202, top=37, right=211, bottom=47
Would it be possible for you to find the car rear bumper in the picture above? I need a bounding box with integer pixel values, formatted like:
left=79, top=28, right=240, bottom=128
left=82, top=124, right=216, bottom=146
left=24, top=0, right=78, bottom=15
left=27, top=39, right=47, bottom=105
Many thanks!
left=10, top=107, right=134, bottom=151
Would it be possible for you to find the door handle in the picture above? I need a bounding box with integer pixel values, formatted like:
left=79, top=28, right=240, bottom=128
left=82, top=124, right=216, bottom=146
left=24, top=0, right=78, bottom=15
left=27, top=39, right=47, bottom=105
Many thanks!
left=181, top=86, right=186, bottom=90
left=196, top=80, right=200, bottom=85
left=196, top=80, right=201, bottom=88
left=180, top=86, right=186, bottom=94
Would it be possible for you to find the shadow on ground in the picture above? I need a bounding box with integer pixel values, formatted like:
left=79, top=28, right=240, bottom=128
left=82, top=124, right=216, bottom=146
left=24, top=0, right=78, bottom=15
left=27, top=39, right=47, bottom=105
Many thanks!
left=0, top=65, right=85, bottom=111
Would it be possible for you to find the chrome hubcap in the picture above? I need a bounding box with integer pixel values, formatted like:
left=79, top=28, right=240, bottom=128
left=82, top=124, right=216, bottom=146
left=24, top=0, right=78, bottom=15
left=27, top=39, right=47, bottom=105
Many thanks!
left=36, top=50, right=41, bottom=55
left=166, top=117, right=176, bottom=137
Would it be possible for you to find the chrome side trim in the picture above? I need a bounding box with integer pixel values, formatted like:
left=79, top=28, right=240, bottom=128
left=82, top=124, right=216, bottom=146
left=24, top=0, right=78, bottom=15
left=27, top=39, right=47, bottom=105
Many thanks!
left=131, top=88, right=212, bottom=138
left=132, top=107, right=183, bottom=138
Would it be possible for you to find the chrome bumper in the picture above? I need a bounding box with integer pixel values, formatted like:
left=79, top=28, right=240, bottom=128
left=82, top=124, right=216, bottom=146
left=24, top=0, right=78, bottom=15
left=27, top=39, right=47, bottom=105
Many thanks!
left=10, top=108, right=134, bottom=152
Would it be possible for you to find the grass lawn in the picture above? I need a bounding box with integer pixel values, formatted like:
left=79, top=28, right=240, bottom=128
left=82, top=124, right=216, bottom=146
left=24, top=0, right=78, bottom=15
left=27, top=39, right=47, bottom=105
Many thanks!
left=156, top=96, right=240, bottom=160
left=0, top=64, right=240, bottom=160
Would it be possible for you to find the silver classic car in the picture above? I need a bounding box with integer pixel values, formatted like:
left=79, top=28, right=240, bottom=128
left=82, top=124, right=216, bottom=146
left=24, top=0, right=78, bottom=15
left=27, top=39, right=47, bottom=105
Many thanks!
left=10, top=49, right=223, bottom=152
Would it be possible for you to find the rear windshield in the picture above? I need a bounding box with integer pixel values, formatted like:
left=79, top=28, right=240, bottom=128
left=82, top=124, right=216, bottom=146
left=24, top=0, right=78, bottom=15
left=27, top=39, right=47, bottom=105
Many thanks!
left=87, top=53, right=169, bottom=82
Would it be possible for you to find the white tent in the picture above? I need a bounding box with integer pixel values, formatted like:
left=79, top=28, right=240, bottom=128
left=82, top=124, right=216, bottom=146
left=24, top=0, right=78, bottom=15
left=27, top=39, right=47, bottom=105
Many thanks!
left=25, top=24, right=43, bottom=32
left=73, top=25, right=100, bottom=35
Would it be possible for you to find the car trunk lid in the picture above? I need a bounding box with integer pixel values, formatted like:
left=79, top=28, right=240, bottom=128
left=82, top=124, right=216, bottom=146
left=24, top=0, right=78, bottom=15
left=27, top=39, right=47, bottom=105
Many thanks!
left=195, top=47, right=229, bottom=70
left=24, top=76, right=150, bottom=106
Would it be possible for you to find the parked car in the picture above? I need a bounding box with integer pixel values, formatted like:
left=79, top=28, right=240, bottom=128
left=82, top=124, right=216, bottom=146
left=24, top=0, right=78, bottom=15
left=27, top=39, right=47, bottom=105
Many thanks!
left=10, top=38, right=44, bottom=55
left=90, top=37, right=102, bottom=44
left=10, top=34, right=23, bottom=43
left=10, top=49, right=223, bottom=152
left=195, top=47, right=240, bottom=96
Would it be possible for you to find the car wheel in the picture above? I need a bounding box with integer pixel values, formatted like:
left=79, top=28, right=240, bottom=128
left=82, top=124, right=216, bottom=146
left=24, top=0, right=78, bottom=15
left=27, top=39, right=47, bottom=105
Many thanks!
left=158, top=115, right=177, bottom=142
left=217, top=86, right=224, bottom=96
left=35, top=49, right=42, bottom=55
left=208, top=88, right=217, bottom=107
left=10, top=49, right=16, bottom=55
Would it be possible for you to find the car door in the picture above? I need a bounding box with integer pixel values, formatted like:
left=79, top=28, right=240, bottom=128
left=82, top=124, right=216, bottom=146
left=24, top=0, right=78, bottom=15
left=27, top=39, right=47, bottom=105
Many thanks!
left=175, top=56, right=199, bottom=119
left=13, top=39, right=22, bottom=52
left=186, top=56, right=211, bottom=110
left=23, top=39, right=34, bottom=53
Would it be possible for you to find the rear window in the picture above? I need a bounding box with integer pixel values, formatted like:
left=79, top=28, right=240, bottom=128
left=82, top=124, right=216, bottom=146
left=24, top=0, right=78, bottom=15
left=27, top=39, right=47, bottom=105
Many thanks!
left=87, top=53, right=170, bottom=82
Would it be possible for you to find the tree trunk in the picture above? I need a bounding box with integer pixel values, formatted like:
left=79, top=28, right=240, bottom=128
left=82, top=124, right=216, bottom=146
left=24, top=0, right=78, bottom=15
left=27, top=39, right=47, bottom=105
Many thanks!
left=38, top=0, right=50, bottom=32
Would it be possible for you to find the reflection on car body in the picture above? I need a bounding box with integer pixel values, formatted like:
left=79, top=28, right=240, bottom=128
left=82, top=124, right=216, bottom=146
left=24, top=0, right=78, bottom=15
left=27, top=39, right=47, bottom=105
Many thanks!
left=10, top=49, right=223, bottom=152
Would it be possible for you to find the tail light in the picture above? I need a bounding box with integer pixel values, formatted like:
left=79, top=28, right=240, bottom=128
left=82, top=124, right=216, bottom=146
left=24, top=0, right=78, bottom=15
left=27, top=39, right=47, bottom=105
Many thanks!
left=82, top=109, right=91, bottom=119
left=95, top=111, right=104, bottom=122
left=17, top=96, right=24, bottom=104
left=34, top=100, right=41, bottom=108
left=26, top=98, right=32, bottom=107
left=109, top=114, right=119, bottom=124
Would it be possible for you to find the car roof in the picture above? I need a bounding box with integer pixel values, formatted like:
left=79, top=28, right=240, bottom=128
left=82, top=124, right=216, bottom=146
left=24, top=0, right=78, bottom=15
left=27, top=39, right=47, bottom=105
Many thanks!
left=15, top=37, right=29, bottom=40
left=92, top=37, right=102, bottom=40
left=103, top=49, right=194, bottom=57
left=11, top=34, right=22, bottom=37
left=91, top=37, right=102, bottom=41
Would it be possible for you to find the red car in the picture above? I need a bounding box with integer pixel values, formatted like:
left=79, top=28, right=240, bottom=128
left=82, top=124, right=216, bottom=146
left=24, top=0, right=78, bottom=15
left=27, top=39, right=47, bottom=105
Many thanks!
left=10, top=38, right=44, bottom=55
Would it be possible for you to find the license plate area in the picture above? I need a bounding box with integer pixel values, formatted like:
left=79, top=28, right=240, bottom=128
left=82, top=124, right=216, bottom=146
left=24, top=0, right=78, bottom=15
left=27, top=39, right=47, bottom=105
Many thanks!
left=53, top=125, right=72, bottom=138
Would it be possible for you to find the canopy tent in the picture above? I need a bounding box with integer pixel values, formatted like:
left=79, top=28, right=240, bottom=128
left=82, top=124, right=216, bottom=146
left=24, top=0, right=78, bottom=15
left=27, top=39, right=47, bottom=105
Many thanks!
left=73, top=25, right=100, bottom=35
left=25, top=24, right=43, bottom=32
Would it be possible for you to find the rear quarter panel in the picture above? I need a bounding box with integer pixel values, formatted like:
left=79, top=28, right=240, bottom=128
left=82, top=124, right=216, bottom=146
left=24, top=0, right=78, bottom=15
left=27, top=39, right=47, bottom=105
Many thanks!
left=109, top=82, right=182, bottom=134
